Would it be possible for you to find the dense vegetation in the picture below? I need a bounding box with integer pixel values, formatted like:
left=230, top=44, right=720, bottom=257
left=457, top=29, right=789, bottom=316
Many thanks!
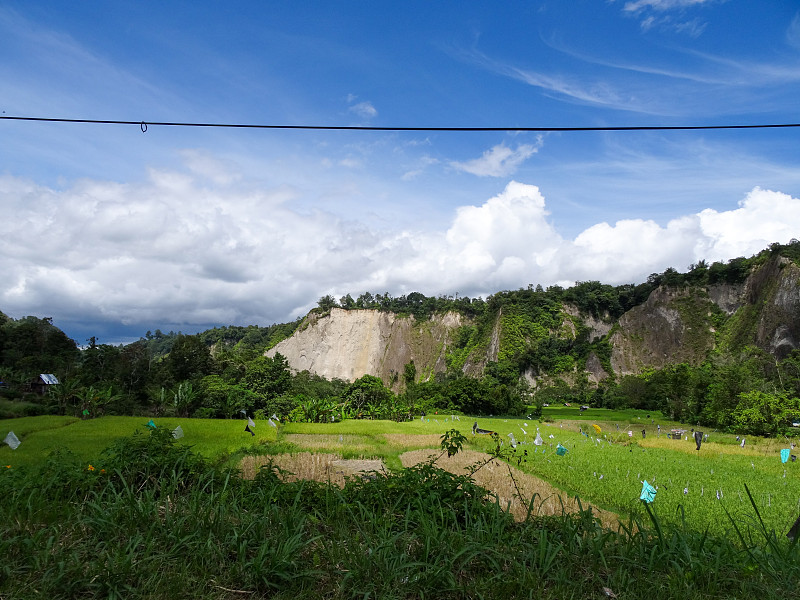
left=318, top=240, right=800, bottom=322
left=1, top=241, right=799, bottom=433
left=1, top=428, right=797, bottom=599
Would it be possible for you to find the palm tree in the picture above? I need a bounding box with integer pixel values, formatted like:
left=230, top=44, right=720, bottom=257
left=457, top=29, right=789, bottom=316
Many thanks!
left=172, top=381, right=198, bottom=417
left=76, top=385, right=119, bottom=418
left=48, top=379, right=81, bottom=415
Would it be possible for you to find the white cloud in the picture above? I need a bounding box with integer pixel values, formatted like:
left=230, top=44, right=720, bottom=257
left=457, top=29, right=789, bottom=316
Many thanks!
left=348, top=101, right=378, bottom=119
left=450, top=142, right=541, bottom=177
left=787, top=12, right=800, bottom=50
left=623, top=0, right=718, bottom=12
left=2, top=162, right=799, bottom=340
left=401, top=155, right=440, bottom=180
left=338, top=157, right=363, bottom=169
left=476, top=54, right=633, bottom=111
left=622, top=0, right=720, bottom=35
left=696, top=187, right=800, bottom=261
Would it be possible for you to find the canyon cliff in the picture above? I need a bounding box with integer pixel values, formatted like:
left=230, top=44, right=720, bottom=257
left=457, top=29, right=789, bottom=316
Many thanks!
left=268, top=256, right=800, bottom=388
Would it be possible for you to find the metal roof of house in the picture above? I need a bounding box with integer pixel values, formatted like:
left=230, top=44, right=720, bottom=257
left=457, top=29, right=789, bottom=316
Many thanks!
left=39, top=374, right=59, bottom=385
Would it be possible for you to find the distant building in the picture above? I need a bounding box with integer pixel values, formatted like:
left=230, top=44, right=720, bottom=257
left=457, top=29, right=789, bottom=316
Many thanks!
left=28, top=373, right=59, bottom=395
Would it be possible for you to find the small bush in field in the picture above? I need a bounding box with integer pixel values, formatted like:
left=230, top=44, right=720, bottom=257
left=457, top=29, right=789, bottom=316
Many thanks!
left=100, top=426, right=228, bottom=493
left=340, top=460, right=511, bottom=529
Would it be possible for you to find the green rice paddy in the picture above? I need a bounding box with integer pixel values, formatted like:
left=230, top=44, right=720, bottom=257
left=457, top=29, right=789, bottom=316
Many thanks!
left=3, top=408, right=799, bottom=536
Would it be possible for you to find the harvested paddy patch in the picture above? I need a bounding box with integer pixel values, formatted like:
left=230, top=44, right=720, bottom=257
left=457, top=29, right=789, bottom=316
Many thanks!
left=282, top=433, right=378, bottom=454
left=638, top=435, right=795, bottom=458
left=400, top=448, right=619, bottom=527
left=240, top=452, right=385, bottom=486
left=382, top=433, right=443, bottom=448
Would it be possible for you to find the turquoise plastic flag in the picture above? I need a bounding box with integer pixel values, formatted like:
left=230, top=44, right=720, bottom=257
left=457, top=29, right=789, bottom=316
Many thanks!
left=781, top=448, right=790, bottom=463
left=640, top=480, right=657, bottom=503
left=146, top=419, right=156, bottom=429
left=556, top=443, right=567, bottom=456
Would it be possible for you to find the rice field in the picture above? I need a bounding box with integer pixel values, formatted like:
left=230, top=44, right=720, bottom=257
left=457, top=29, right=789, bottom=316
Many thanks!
left=3, top=408, right=799, bottom=536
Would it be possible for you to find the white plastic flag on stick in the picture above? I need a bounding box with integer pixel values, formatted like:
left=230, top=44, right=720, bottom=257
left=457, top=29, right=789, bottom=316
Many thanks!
left=248, top=417, right=256, bottom=429
left=271, top=414, right=280, bottom=422
left=172, top=426, right=184, bottom=440
left=534, top=433, right=543, bottom=446
left=3, top=431, right=20, bottom=450
left=268, top=419, right=277, bottom=428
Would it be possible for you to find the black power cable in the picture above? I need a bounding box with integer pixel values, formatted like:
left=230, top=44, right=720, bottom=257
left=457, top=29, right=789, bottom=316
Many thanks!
left=2, top=115, right=800, bottom=133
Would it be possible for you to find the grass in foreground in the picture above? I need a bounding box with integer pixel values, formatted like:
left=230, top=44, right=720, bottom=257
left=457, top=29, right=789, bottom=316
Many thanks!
left=1, top=428, right=798, bottom=600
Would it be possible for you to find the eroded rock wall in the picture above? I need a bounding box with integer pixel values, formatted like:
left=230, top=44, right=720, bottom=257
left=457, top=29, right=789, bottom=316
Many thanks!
left=745, top=259, right=800, bottom=358
left=266, top=308, right=465, bottom=384
left=266, top=257, right=800, bottom=385
left=609, top=287, right=717, bottom=375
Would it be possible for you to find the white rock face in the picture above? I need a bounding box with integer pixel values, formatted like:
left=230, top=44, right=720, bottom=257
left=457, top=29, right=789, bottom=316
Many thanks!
left=266, top=308, right=465, bottom=384
left=562, top=303, right=613, bottom=341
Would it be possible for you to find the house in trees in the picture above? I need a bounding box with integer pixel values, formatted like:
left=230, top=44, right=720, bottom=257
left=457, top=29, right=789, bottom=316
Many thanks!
left=28, top=373, right=59, bottom=395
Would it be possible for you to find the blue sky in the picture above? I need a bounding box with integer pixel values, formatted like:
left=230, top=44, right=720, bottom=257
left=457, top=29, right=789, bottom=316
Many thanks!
left=2, top=1, right=800, bottom=344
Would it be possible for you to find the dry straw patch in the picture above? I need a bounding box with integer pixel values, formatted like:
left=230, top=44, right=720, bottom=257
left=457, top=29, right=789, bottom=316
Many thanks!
left=400, top=448, right=619, bottom=527
left=638, top=436, right=796, bottom=458
left=282, top=434, right=375, bottom=454
left=240, top=452, right=385, bottom=487
left=383, top=434, right=443, bottom=449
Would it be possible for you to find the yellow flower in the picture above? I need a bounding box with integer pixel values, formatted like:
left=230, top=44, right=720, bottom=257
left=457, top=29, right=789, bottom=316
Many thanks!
left=4, top=465, right=9, bottom=469
left=87, top=465, right=95, bottom=471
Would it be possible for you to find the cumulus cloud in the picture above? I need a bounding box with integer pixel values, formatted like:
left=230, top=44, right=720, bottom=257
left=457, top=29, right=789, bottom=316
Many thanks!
left=450, top=142, right=541, bottom=177
left=2, top=163, right=799, bottom=342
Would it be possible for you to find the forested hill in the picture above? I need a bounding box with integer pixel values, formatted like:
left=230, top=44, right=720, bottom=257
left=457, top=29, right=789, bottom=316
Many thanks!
left=266, top=241, right=800, bottom=429
left=272, top=241, right=800, bottom=379
left=2, top=241, right=800, bottom=434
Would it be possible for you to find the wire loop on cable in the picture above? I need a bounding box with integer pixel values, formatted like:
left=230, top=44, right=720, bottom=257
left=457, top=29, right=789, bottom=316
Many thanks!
left=140, top=121, right=147, bottom=133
